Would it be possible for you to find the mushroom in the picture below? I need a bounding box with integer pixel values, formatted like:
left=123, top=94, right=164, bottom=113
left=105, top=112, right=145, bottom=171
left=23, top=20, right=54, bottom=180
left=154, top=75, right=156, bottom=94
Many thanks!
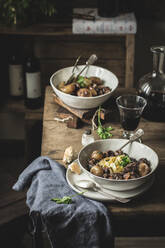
left=90, top=165, right=104, bottom=177
left=123, top=172, right=131, bottom=180
left=91, top=150, right=103, bottom=160
left=89, top=88, right=97, bottom=96
left=103, top=150, right=115, bottom=157
left=89, top=76, right=102, bottom=85
left=88, top=158, right=97, bottom=170
left=102, top=86, right=111, bottom=94
left=59, top=82, right=76, bottom=94
left=114, top=150, right=124, bottom=156
left=77, top=88, right=92, bottom=97
left=138, top=162, right=150, bottom=177
left=83, top=78, right=92, bottom=87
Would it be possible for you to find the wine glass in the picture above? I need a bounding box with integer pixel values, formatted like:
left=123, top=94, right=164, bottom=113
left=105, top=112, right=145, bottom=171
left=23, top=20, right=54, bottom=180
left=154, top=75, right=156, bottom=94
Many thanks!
left=116, top=95, right=147, bottom=139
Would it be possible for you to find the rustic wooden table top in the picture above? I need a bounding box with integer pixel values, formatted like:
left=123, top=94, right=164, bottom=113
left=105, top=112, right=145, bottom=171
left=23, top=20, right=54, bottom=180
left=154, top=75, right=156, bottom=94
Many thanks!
left=41, top=86, right=165, bottom=236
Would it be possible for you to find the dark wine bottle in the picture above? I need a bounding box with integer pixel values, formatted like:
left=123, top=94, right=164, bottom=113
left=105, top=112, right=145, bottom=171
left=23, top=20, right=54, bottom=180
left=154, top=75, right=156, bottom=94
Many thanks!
left=9, top=52, right=24, bottom=99
left=24, top=55, right=43, bottom=109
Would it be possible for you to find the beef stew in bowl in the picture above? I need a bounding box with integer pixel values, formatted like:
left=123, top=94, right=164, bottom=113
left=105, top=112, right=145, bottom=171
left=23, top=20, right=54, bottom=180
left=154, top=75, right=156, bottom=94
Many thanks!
left=78, top=139, right=159, bottom=191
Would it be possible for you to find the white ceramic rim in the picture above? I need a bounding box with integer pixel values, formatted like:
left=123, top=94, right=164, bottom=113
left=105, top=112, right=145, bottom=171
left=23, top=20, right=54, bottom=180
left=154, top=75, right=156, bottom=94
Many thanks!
left=78, top=139, right=159, bottom=183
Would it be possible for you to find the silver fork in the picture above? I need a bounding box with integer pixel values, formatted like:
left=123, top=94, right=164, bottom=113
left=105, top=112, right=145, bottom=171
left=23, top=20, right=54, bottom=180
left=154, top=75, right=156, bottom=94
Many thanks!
left=65, top=55, right=81, bottom=85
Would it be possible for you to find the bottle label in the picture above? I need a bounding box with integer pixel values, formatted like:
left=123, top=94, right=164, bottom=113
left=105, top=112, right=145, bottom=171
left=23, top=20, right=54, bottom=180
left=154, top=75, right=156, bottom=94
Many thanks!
left=9, top=65, right=24, bottom=96
left=26, top=72, right=41, bottom=98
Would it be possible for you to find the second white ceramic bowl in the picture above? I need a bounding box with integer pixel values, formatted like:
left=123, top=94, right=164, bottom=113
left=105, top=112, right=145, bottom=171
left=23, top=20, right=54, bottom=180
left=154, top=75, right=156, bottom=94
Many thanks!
left=78, top=139, right=159, bottom=191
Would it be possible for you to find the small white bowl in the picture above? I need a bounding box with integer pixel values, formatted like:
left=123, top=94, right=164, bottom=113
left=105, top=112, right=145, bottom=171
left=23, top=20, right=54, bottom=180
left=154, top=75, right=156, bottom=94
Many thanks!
left=78, top=139, right=159, bottom=191
left=50, top=65, right=118, bottom=109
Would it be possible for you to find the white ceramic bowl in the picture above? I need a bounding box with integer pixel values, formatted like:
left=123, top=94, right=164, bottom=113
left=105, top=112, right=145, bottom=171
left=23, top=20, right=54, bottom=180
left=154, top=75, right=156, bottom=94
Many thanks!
left=78, top=139, right=159, bottom=191
left=50, top=65, right=119, bottom=109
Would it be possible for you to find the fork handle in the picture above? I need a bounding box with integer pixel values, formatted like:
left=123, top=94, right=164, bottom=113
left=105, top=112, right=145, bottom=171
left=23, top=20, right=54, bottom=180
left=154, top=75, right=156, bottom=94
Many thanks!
left=75, top=54, right=97, bottom=79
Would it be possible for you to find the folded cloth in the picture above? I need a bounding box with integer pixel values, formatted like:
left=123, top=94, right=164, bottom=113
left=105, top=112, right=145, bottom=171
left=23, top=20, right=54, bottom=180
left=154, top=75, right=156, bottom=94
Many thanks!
left=13, top=156, right=114, bottom=248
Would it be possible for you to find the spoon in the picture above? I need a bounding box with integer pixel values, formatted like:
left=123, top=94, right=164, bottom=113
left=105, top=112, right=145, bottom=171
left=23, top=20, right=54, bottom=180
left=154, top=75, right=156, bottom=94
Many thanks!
left=117, top=129, right=144, bottom=151
left=75, top=179, right=130, bottom=203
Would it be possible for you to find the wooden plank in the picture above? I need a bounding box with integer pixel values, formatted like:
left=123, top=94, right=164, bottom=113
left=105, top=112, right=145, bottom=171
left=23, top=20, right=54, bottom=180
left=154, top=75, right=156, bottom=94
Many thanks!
left=125, top=34, right=135, bottom=88
left=25, top=112, right=43, bottom=121
left=42, top=120, right=86, bottom=160
left=34, top=38, right=125, bottom=59
left=42, top=86, right=165, bottom=164
left=0, top=191, right=26, bottom=209
left=53, top=94, right=96, bottom=120
left=41, top=119, right=165, bottom=165
left=0, top=170, right=27, bottom=226
left=0, top=97, right=43, bottom=114
left=0, top=23, right=131, bottom=37
left=0, top=199, right=28, bottom=226
left=115, top=237, right=165, bottom=248
left=53, top=103, right=79, bottom=128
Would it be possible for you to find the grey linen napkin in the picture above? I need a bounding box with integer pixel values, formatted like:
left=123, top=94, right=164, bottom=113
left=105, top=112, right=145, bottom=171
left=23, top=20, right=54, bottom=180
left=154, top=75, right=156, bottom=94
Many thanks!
left=12, top=156, right=114, bottom=248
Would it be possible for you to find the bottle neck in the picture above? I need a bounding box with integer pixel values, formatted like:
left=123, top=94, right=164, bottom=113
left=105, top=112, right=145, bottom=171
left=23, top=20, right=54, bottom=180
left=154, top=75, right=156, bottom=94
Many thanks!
left=152, top=47, right=165, bottom=75
left=25, top=56, right=40, bottom=73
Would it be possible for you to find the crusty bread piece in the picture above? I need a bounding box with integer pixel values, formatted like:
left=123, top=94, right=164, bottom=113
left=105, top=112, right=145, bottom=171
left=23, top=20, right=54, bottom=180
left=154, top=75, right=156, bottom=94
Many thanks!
left=63, top=146, right=74, bottom=166
left=69, top=161, right=81, bottom=175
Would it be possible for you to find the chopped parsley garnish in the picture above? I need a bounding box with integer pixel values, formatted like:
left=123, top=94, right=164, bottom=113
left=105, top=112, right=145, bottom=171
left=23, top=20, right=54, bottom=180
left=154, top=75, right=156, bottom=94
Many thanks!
left=120, top=155, right=131, bottom=167
left=77, top=76, right=85, bottom=87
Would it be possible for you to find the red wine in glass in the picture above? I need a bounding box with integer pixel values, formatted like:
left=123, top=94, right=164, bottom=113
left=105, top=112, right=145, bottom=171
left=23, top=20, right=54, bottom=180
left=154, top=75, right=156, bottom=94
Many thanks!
left=121, top=115, right=140, bottom=131
left=116, top=95, right=147, bottom=139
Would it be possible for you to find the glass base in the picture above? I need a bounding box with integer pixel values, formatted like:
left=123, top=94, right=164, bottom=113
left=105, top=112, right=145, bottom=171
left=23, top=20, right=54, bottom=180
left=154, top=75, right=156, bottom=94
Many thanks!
left=122, top=130, right=142, bottom=143
left=123, top=130, right=134, bottom=139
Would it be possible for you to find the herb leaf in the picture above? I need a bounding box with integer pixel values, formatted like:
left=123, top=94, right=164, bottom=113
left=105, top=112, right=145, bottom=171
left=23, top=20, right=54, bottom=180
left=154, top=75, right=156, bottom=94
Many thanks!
left=77, top=76, right=85, bottom=87
left=77, top=76, right=84, bottom=83
left=120, top=155, right=131, bottom=167
left=51, top=196, right=73, bottom=204
left=97, top=106, right=113, bottom=139
left=51, top=191, right=87, bottom=204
